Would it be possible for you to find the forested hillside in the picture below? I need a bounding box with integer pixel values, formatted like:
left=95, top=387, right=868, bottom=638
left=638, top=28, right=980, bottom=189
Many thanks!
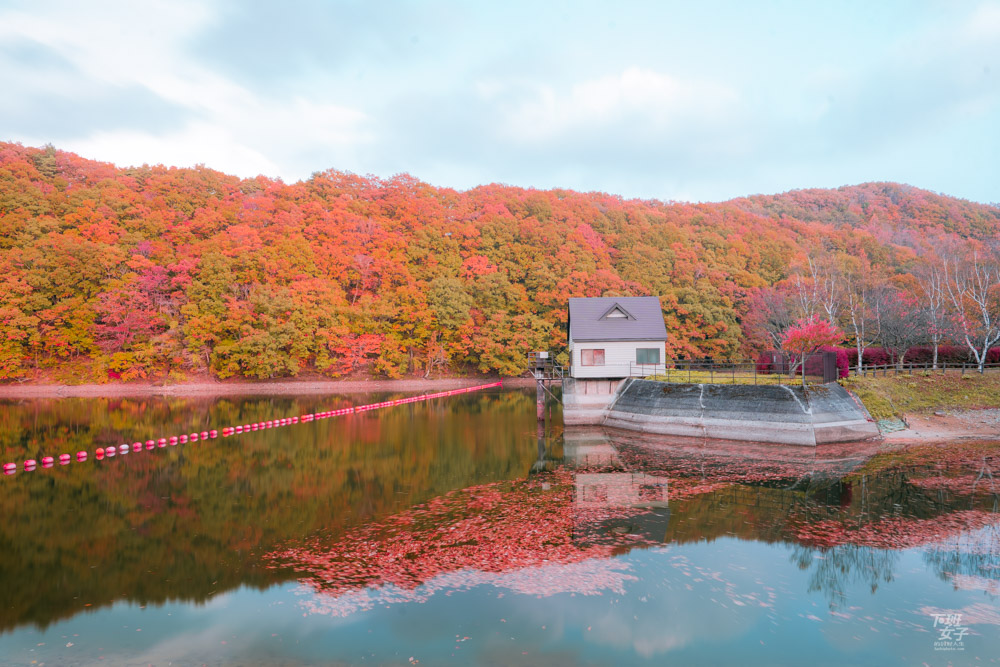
left=1, top=142, right=998, bottom=382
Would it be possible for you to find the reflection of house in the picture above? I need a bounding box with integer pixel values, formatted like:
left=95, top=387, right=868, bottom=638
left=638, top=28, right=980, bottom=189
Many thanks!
left=575, top=473, right=669, bottom=509
left=563, top=427, right=671, bottom=543
left=563, top=429, right=670, bottom=509
left=567, top=297, right=667, bottom=379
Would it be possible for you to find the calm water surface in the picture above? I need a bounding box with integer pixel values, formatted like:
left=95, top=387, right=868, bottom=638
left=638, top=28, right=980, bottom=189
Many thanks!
left=1, top=389, right=998, bottom=666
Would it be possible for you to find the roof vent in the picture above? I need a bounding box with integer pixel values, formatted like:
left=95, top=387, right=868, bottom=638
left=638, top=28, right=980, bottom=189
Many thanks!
left=599, top=303, right=636, bottom=321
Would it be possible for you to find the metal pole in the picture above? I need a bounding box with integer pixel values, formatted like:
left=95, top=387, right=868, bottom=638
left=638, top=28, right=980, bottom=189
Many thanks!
left=535, top=369, right=545, bottom=422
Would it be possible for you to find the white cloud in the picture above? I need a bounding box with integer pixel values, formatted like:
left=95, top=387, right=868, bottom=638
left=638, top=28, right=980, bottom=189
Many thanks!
left=0, top=1, right=997, bottom=201
left=0, top=0, right=372, bottom=181
left=965, top=1, right=1000, bottom=39
left=62, top=123, right=280, bottom=177
left=493, top=67, right=740, bottom=144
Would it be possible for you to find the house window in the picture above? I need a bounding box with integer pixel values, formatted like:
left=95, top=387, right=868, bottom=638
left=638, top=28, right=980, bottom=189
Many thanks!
left=636, top=348, right=660, bottom=365
left=582, top=484, right=608, bottom=502
left=639, top=484, right=666, bottom=501
left=581, top=349, right=605, bottom=366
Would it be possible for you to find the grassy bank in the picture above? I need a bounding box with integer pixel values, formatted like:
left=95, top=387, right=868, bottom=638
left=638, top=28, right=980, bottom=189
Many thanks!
left=646, top=370, right=820, bottom=386
left=841, top=372, right=1000, bottom=420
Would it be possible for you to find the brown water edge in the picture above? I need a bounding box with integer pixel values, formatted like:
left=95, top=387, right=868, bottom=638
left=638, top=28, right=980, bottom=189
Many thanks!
left=0, top=375, right=540, bottom=398
left=883, top=409, right=1000, bottom=443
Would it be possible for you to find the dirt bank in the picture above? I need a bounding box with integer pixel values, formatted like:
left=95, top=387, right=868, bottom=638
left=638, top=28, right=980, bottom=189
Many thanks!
left=882, top=409, right=1000, bottom=443
left=0, top=376, right=541, bottom=399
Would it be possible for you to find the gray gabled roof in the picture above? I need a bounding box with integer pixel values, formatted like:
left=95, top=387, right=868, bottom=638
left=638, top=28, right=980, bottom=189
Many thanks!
left=568, top=296, right=667, bottom=342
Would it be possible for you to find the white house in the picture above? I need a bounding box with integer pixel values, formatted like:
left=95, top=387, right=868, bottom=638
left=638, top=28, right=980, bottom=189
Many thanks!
left=567, top=296, right=668, bottom=379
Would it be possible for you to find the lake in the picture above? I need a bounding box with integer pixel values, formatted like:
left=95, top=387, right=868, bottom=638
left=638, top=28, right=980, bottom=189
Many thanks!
left=1, top=388, right=998, bottom=666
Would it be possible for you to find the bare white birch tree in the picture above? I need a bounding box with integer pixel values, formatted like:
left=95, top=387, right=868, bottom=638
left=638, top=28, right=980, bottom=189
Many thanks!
left=944, top=249, right=1000, bottom=372
left=845, top=284, right=880, bottom=375
left=913, top=259, right=949, bottom=369
left=793, top=254, right=842, bottom=325
left=874, top=286, right=930, bottom=369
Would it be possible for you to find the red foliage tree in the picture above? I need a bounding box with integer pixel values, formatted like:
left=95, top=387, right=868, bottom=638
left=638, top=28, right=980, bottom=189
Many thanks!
left=782, top=315, right=844, bottom=385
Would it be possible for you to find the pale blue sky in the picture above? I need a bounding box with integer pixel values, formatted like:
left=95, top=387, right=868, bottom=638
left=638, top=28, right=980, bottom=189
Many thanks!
left=1, top=0, right=997, bottom=202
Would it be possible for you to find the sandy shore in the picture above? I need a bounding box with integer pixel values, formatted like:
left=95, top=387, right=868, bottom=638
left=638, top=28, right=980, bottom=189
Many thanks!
left=0, top=376, right=540, bottom=398
left=882, top=409, right=1000, bottom=443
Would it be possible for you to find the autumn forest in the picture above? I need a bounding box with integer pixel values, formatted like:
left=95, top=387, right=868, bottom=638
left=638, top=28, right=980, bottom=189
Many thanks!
left=1, top=142, right=999, bottom=383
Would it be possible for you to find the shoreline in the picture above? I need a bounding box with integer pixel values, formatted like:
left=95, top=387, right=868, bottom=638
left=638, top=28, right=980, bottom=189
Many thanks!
left=1, top=380, right=995, bottom=445
left=880, top=409, right=1000, bottom=444
left=0, top=376, right=542, bottom=399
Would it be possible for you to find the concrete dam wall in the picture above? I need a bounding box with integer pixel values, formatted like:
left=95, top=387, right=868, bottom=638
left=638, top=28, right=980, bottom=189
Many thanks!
left=567, top=378, right=880, bottom=446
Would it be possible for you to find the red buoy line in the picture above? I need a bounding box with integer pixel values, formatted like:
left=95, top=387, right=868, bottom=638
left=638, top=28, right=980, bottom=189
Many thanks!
left=3, top=381, right=503, bottom=476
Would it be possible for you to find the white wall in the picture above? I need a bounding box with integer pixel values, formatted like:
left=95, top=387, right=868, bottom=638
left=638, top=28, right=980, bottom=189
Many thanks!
left=568, top=339, right=666, bottom=378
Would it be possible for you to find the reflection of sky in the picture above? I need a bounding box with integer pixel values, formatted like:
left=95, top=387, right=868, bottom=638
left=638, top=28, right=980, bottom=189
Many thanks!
left=6, top=538, right=997, bottom=666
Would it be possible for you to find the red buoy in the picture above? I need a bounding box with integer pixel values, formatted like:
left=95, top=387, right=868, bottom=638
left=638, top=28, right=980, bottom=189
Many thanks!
left=133, top=442, right=142, bottom=452
left=251, top=423, right=259, bottom=431
left=4, top=462, right=16, bottom=473
left=200, top=431, right=209, bottom=440
left=96, top=448, right=105, bottom=460
left=158, top=438, right=167, bottom=447
left=209, top=429, right=218, bottom=438
left=146, top=440, right=155, bottom=450
left=235, top=425, right=243, bottom=434
left=76, top=451, right=88, bottom=461
left=59, top=454, right=71, bottom=465
left=24, top=459, right=36, bottom=471
left=189, top=432, right=199, bottom=442
left=106, top=447, right=116, bottom=457
left=169, top=436, right=178, bottom=446
left=179, top=434, right=188, bottom=444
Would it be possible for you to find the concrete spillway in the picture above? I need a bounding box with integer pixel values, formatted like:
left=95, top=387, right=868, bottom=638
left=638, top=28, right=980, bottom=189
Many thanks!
left=568, top=378, right=880, bottom=446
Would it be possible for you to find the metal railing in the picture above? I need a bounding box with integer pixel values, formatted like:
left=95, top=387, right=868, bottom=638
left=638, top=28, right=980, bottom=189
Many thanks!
left=632, top=358, right=1000, bottom=384
left=527, top=352, right=565, bottom=380
left=629, top=356, right=829, bottom=386
left=852, top=361, right=1000, bottom=377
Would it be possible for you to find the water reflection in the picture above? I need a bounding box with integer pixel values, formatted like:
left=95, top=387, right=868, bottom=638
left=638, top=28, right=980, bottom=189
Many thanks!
left=269, top=426, right=1000, bottom=621
left=0, top=390, right=538, bottom=632
left=1, top=392, right=999, bottom=665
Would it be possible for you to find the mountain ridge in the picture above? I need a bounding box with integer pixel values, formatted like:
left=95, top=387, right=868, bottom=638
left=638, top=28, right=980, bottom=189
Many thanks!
left=0, top=142, right=997, bottom=381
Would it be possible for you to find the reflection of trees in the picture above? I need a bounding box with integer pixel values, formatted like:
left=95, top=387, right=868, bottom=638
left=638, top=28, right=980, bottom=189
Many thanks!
left=589, top=429, right=1000, bottom=608
left=923, top=521, right=1000, bottom=595
left=268, top=469, right=658, bottom=610
left=790, top=543, right=901, bottom=609
left=0, top=390, right=538, bottom=632
left=790, top=519, right=1000, bottom=609
left=7, top=407, right=997, bottom=632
